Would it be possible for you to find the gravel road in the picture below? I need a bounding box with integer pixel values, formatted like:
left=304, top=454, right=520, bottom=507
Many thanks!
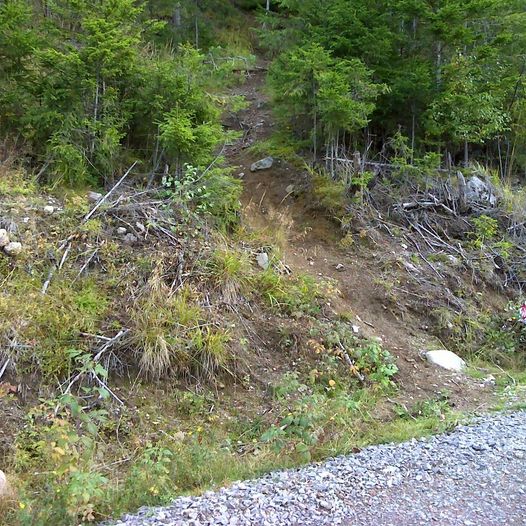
left=112, top=411, right=526, bottom=526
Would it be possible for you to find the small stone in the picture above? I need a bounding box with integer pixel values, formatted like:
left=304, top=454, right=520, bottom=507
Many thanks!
left=43, top=205, right=55, bottom=215
left=285, top=184, right=295, bottom=194
left=87, top=191, right=102, bottom=203
left=135, top=222, right=146, bottom=233
left=256, top=252, right=270, bottom=270
left=0, top=229, right=9, bottom=248
left=116, top=227, right=127, bottom=235
left=0, top=470, right=10, bottom=499
left=250, top=157, right=274, bottom=172
left=425, top=350, right=466, bottom=372
left=4, top=241, right=22, bottom=256
left=335, top=263, right=345, bottom=271
left=239, top=172, right=245, bottom=179
left=352, top=325, right=360, bottom=334
left=123, top=233, right=138, bottom=245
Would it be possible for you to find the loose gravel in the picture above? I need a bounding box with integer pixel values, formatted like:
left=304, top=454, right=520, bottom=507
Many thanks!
left=111, top=412, right=526, bottom=526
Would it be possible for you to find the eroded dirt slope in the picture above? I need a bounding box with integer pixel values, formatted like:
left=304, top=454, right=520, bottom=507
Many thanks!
left=224, top=65, right=493, bottom=411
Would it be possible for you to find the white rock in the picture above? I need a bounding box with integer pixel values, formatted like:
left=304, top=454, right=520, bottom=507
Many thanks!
left=43, top=205, right=54, bottom=215
left=425, top=350, right=466, bottom=372
left=0, top=229, right=9, bottom=248
left=116, top=227, right=127, bottom=235
left=256, top=252, right=270, bottom=270
left=87, top=191, right=103, bottom=203
left=250, top=157, right=274, bottom=172
left=352, top=325, right=360, bottom=334
left=0, top=470, right=10, bottom=498
left=4, top=241, right=22, bottom=256
left=466, top=176, right=497, bottom=207
left=335, top=263, right=345, bottom=271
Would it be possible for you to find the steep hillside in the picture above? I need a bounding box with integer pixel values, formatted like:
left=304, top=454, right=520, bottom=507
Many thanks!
left=1, top=59, right=523, bottom=526
left=1, top=3, right=526, bottom=525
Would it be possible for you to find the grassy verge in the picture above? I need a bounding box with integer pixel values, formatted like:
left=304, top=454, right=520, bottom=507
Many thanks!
left=2, top=367, right=461, bottom=526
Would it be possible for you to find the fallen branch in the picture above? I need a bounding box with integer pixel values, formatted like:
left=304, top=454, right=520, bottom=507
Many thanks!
left=60, top=329, right=129, bottom=405
left=0, top=359, right=10, bottom=381
left=84, top=161, right=138, bottom=222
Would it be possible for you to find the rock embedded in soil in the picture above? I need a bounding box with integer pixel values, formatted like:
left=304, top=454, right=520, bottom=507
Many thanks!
left=123, top=233, right=138, bottom=245
left=256, top=252, right=270, bottom=270
left=0, top=229, right=9, bottom=248
left=88, top=191, right=103, bottom=203
left=425, top=349, right=466, bottom=372
left=250, top=157, right=274, bottom=172
left=0, top=470, right=10, bottom=499
left=117, top=227, right=128, bottom=236
left=3, top=241, right=22, bottom=256
left=43, top=205, right=55, bottom=214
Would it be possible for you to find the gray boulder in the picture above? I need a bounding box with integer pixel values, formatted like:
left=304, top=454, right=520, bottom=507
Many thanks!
left=123, top=233, right=138, bottom=245
left=250, top=157, right=274, bottom=172
left=0, top=229, right=9, bottom=248
left=87, top=191, right=103, bottom=203
left=256, top=252, right=270, bottom=270
left=4, top=241, right=22, bottom=256
left=465, top=176, right=497, bottom=207
left=0, top=470, right=10, bottom=499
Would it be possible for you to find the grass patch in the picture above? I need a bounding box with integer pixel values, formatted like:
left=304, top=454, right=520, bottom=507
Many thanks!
left=0, top=169, right=36, bottom=196
left=4, top=343, right=463, bottom=526
left=129, top=271, right=234, bottom=381
left=0, top=274, right=109, bottom=378
left=255, top=267, right=321, bottom=315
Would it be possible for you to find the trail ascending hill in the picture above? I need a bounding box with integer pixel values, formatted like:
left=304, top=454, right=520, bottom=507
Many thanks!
left=224, top=64, right=488, bottom=410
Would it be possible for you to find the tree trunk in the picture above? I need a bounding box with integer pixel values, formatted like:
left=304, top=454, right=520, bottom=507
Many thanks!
left=464, top=140, right=469, bottom=167
left=457, top=171, right=467, bottom=213
left=172, top=3, right=181, bottom=28
left=435, top=41, right=442, bottom=88
left=411, top=109, right=416, bottom=162
left=194, top=1, right=199, bottom=48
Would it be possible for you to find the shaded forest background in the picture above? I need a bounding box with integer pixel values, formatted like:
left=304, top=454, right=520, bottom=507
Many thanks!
left=1, top=0, right=526, bottom=186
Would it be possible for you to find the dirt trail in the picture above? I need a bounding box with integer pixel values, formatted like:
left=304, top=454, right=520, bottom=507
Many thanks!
left=224, top=67, right=490, bottom=409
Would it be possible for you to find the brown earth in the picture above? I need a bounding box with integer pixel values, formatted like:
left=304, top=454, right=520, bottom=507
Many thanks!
left=224, top=65, right=495, bottom=412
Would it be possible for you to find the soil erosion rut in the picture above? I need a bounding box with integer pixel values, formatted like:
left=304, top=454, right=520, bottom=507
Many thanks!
left=224, top=66, right=482, bottom=407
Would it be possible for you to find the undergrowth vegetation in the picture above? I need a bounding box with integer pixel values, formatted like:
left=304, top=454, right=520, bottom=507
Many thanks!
left=0, top=165, right=417, bottom=525
left=1, top=334, right=450, bottom=526
left=1, top=2, right=525, bottom=525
